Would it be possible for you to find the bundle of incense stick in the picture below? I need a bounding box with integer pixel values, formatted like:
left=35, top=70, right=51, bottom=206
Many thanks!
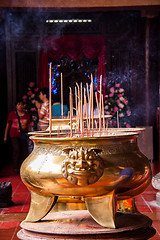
left=72, top=74, right=106, bottom=137
left=48, top=69, right=106, bottom=138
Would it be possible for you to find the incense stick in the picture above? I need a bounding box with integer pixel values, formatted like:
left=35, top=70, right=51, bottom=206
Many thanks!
left=102, top=94, right=105, bottom=129
left=80, top=82, right=83, bottom=136
left=95, top=92, right=100, bottom=116
left=49, top=62, right=52, bottom=137
left=61, top=72, right=63, bottom=118
left=69, top=88, right=73, bottom=137
left=84, top=88, right=88, bottom=129
left=99, top=75, right=102, bottom=131
left=91, top=74, right=94, bottom=130
left=88, top=83, right=92, bottom=131
left=76, top=83, right=80, bottom=133
left=75, top=86, right=78, bottom=116
left=117, top=110, right=120, bottom=128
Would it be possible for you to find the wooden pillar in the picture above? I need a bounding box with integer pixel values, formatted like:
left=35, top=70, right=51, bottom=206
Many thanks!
left=145, top=17, right=150, bottom=126
left=142, top=9, right=159, bottom=126
left=158, top=17, right=160, bottom=164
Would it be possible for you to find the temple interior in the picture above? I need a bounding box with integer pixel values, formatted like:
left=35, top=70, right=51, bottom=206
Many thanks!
left=0, top=1, right=160, bottom=239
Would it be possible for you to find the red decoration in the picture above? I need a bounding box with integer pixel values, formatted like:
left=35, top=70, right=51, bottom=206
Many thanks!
left=38, top=36, right=106, bottom=96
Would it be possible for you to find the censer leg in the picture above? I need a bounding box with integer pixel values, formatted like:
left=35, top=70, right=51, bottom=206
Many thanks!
left=25, top=190, right=58, bottom=222
left=85, top=191, right=116, bottom=228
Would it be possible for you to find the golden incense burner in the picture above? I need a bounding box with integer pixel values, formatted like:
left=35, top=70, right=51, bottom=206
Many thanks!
left=20, top=130, right=151, bottom=229
left=20, top=72, right=152, bottom=232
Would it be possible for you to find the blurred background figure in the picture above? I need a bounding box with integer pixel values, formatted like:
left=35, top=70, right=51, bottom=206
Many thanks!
left=35, top=88, right=49, bottom=130
left=52, top=93, right=68, bottom=117
left=3, top=98, right=30, bottom=173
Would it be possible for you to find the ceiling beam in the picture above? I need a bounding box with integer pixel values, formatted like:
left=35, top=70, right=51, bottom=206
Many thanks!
left=0, top=0, right=160, bottom=8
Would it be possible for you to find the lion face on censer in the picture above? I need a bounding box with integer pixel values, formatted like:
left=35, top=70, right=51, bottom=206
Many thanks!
left=61, top=147, right=104, bottom=186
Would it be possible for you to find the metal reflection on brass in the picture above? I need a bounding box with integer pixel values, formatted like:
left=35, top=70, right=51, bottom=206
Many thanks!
left=61, top=147, right=104, bottom=186
left=20, top=133, right=152, bottom=227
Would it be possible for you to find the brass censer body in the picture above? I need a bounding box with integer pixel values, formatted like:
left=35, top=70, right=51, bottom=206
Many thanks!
left=20, top=132, right=151, bottom=228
